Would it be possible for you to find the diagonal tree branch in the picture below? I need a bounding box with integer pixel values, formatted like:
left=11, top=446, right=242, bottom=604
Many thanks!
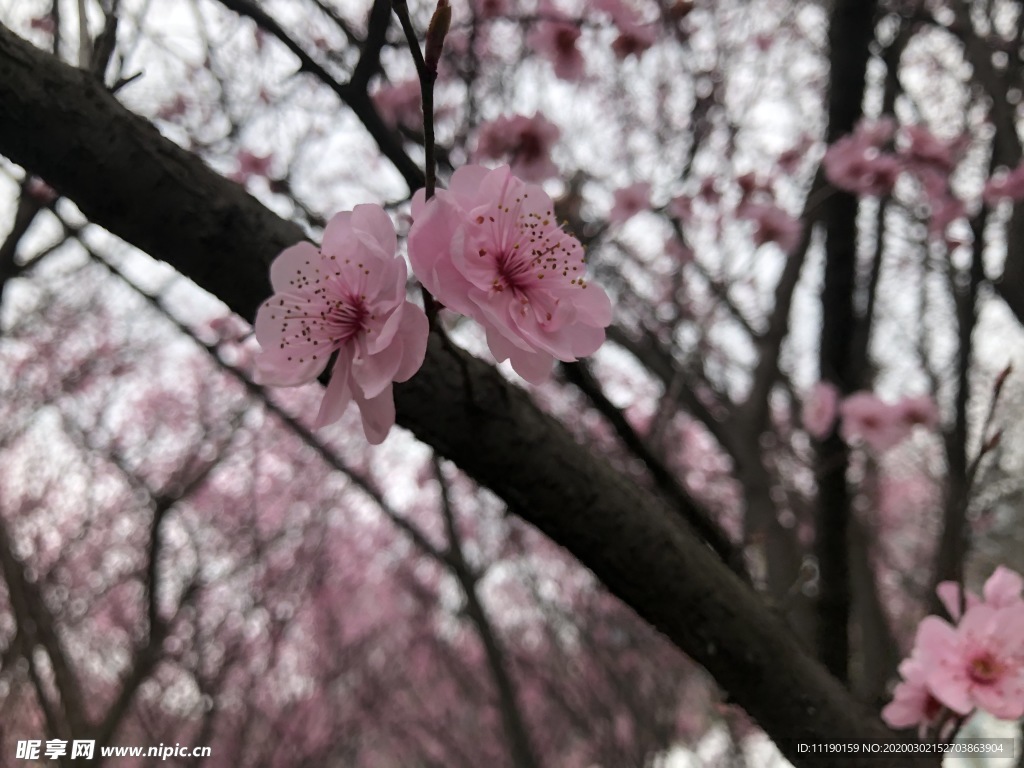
left=0, top=23, right=929, bottom=767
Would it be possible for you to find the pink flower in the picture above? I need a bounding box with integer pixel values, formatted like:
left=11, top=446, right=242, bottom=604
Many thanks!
left=838, top=392, right=909, bottom=453
left=802, top=381, right=839, bottom=439
left=742, top=202, right=802, bottom=253
left=896, top=394, right=939, bottom=431
left=230, top=150, right=273, bottom=184
left=473, top=113, right=561, bottom=182
left=609, top=181, right=651, bottom=224
left=898, top=125, right=965, bottom=175
left=527, top=6, right=586, bottom=81
left=664, top=236, right=693, bottom=264
left=668, top=194, right=693, bottom=221
left=611, top=20, right=658, bottom=59
left=254, top=205, right=429, bottom=443
left=882, top=657, right=947, bottom=736
left=823, top=119, right=901, bottom=197
left=917, top=604, right=1024, bottom=720
left=472, top=0, right=511, bottom=20
left=938, top=567, right=1024, bottom=621
left=372, top=79, right=423, bottom=131
left=409, top=165, right=612, bottom=383
left=983, top=163, right=1024, bottom=204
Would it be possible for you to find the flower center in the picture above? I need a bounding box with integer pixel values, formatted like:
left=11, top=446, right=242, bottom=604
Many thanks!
left=967, top=652, right=1003, bottom=685
left=323, top=294, right=369, bottom=345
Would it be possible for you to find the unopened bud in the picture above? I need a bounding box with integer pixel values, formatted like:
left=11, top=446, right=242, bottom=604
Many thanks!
left=425, top=0, right=451, bottom=72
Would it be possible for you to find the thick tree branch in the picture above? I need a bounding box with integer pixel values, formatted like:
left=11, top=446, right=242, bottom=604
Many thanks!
left=0, top=24, right=929, bottom=766
left=814, top=0, right=878, bottom=683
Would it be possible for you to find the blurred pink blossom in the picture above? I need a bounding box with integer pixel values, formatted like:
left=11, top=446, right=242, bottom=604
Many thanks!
left=609, top=181, right=652, bottom=224
left=743, top=202, right=802, bottom=253
left=665, top=236, right=693, bottom=265
left=896, top=394, right=939, bottom=431
left=802, top=381, right=839, bottom=439
left=528, top=6, right=586, bottom=81
left=409, top=165, right=612, bottom=383
left=823, top=119, right=901, bottom=197
left=838, top=392, right=908, bottom=453
left=372, top=79, right=422, bottom=131
left=230, top=150, right=273, bottom=184
left=983, top=162, right=1024, bottom=204
left=254, top=205, right=428, bottom=442
left=473, top=0, right=512, bottom=19
left=473, top=112, right=561, bottom=182
left=611, top=20, right=658, bottom=59
left=668, top=194, right=693, bottom=221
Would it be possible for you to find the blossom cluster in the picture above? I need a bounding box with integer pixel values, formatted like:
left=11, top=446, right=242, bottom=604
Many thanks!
left=883, top=567, right=1024, bottom=735
left=252, top=166, right=611, bottom=443
left=802, top=384, right=939, bottom=453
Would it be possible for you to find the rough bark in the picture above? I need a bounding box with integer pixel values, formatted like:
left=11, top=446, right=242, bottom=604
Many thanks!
left=0, top=23, right=933, bottom=767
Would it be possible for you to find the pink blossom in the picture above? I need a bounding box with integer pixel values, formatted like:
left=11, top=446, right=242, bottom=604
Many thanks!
left=896, top=394, right=939, bottom=431
left=898, top=125, right=965, bottom=175
left=881, top=657, right=947, bottom=736
left=372, top=79, right=422, bottom=131
left=838, top=392, right=909, bottom=453
left=777, top=135, right=815, bottom=175
left=927, top=194, right=966, bottom=241
left=527, top=7, right=586, bottom=81
left=472, top=0, right=511, bottom=20
left=611, top=20, right=658, bottom=60
left=802, top=381, right=839, bottom=439
left=665, top=236, right=693, bottom=264
left=668, top=194, right=693, bottom=221
left=473, top=112, right=561, bottom=182
left=742, top=202, right=802, bottom=253
left=983, top=163, right=1024, bottom=204
left=254, top=205, right=429, bottom=442
left=230, top=150, right=273, bottom=184
left=609, top=181, right=652, bottom=224
left=823, top=119, right=902, bottom=197
left=917, top=604, right=1024, bottom=720
left=409, top=165, right=612, bottom=383
left=938, top=567, right=1024, bottom=622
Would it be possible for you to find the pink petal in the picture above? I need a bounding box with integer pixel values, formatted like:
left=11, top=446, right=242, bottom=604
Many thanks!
left=983, top=567, right=1024, bottom=608
left=351, top=203, right=397, bottom=258
left=269, top=242, right=322, bottom=293
left=354, top=383, right=396, bottom=445
left=314, top=354, right=353, bottom=429
left=353, top=337, right=405, bottom=399
left=508, top=346, right=554, bottom=384
left=393, top=306, right=429, bottom=382
left=321, top=211, right=355, bottom=258
left=254, top=347, right=327, bottom=386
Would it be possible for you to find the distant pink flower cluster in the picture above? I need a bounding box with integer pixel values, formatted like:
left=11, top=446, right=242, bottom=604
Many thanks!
left=230, top=150, right=274, bottom=185
left=409, top=165, right=612, bottom=383
left=527, top=4, right=586, bottom=81
left=609, top=181, right=652, bottom=224
left=802, top=381, right=839, bottom=439
left=473, top=112, right=561, bottom=182
left=838, top=391, right=938, bottom=453
left=372, top=79, right=423, bottom=131
left=823, top=118, right=901, bottom=198
left=825, top=119, right=975, bottom=245
left=983, top=162, right=1024, bottom=204
left=883, top=567, right=1024, bottom=734
left=253, top=205, right=428, bottom=443
left=735, top=172, right=802, bottom=253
